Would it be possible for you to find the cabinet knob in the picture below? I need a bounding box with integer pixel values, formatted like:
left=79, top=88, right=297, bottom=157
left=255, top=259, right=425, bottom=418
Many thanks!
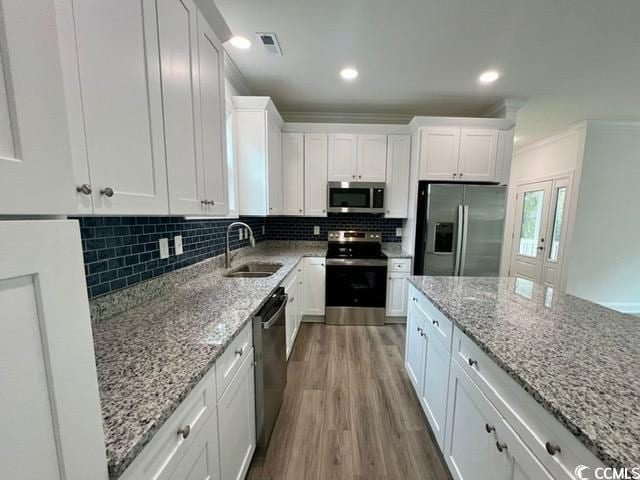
left=412, top=297, right=417, bottom=302
left=416, top=326, right=422, bottom=333
left=299, top=209, right=302, bottom=212
left=485, top=424, right=496, bottom=434
left=76, top=184, right=92, bottom=195
left=209, top=200, right=215, bottom=205
left=459, top=173, right=463, bottom=178
left=322, top=209, right=326, bottom=213
left=420, top=331, right=426, bottom=338
left=177, top=425, right=191, bottom=440
left=432, top=319, right=439, bottom=327
left=100, top=187, right=114, bottom=197
left=452, top=173, right=457, bottom=178
left=352, top=175, right=356, bottom=179
left=468, top=358, right=478, bottom=368
left=496, top=441, right=508, bottom=453
left=359, top=175, right=362, bottom=179
left=235, top=347, right=244, bottom=356
left=201, top=200, right=208, bottom=205
left=545, top=442, right=561, bottom=456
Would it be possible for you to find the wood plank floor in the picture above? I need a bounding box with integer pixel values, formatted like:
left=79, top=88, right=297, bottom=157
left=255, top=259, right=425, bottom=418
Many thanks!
left=247, top=323, right=451, bottom=480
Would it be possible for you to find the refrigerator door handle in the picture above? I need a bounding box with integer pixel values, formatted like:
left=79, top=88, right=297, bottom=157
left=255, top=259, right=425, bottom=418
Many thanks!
left=454, top=205, right=464, bottom=275
left=459, top=205, right=470, bottom=276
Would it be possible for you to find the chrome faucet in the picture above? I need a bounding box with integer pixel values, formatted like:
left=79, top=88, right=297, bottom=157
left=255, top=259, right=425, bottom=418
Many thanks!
left=225, top=221, right=256, bottom=268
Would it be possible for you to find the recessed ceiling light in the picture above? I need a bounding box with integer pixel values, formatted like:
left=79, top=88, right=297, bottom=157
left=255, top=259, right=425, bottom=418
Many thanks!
left=229, top=36, right=251, bottom=49
left=340, top=67, right=358, bottom=80
left=478, top=70, right=500, bottom=84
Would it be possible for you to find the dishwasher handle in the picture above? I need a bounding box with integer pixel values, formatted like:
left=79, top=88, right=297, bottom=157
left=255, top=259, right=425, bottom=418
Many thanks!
left=262, top=294, right=288, bottom=330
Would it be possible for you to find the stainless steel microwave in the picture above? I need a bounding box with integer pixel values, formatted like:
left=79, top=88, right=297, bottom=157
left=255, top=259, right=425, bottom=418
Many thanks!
left=327, top=182, right=385, bottom=213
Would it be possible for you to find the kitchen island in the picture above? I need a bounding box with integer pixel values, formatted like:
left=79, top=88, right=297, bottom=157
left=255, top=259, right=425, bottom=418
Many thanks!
left=406, top=275, right=639, bottom=477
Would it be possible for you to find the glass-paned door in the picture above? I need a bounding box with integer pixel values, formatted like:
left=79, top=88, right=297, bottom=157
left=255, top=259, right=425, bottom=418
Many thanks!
left=540, top=179, right=571, bottom=287
left=510, top=181, right=553, bottom=283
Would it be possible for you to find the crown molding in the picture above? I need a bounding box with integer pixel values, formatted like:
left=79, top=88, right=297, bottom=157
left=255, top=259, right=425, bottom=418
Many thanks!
left=282, top=122, right=411, bottom=134
left=408, top=115, right=515, bottom=132
left=280, top=111, right=413, bottom=125
left=231, top=96, right=283, bottom=127
left=514, top=122, right=587, bottom=156
left=584, top=119, right=640, bottom=131
left=482, top=98, right=527, bottom=120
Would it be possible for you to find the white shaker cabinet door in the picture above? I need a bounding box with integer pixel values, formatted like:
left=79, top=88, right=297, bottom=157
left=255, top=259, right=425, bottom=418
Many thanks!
left=357, top=134, right=387, bottom=182
left=158, top=0, right=205, bottom=216
left=218, top=353, right=256, bottom=480
left=197, top=11, right=229, bottom=216
left=267, top=119, right=283, bottom=215
left=282, top=133, right=304, bottom=216
left=386, top=273, right=409, bottom=316
left=404, top=300, right=426, bottom=393
left=458, top=128, right=499, bottom=182
left=385, top=134, right=411, bottom=218
left=444, top=361, right=511, bottom=480
left=304, top=134, right=328, bottom=217
left=0, top=221, right=107, bottom=480
left=303, top=257, right=326, bottom=316
left=73, top=0, right=168, bottom=214
left=419, top=127, right=460, bottom=181
left=0, top=0, right=75, bottom=214
left=328, top=133, right=358, bottom=181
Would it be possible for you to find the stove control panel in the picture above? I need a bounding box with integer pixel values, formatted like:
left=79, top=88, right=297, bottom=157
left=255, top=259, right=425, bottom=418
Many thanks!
left=328, top=231, right=382, bottom=243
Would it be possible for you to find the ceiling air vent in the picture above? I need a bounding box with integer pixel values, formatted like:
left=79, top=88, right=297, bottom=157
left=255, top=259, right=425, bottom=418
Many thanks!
left=255, top=32, right=283, bottom=55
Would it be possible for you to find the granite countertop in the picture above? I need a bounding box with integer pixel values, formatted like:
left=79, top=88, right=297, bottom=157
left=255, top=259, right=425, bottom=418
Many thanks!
left=92, top=244, right=326, bottom=478
left=381, top=242, right=413, bottom=259
left=408, top=276, right=640, bottom=469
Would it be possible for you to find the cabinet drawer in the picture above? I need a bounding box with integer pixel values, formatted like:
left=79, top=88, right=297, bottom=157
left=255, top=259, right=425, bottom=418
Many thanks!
left=388, top=258, right=411, bottom=272
left=452, top=327, right=603, bottom=479
left=408, top=285, right=453, bottom=350
left=119, top=366, right=216, bottom=480
left=216, top=322, right=253, bottom=400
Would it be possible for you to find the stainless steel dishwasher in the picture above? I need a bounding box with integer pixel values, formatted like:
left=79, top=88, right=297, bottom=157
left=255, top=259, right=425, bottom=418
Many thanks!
left=253, top=287, right=288, bottom=455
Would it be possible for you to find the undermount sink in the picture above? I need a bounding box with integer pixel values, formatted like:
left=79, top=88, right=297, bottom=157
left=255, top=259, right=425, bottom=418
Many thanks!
left=224, top=262, right=283, bottom=278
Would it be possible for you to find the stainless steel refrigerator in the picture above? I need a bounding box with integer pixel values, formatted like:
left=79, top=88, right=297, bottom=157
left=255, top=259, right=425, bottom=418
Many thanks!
left=415, top=183, right=507, bottom=276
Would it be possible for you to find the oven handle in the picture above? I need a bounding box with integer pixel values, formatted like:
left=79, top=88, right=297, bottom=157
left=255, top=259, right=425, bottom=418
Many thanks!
left=325, top=258, right=388, bottom=267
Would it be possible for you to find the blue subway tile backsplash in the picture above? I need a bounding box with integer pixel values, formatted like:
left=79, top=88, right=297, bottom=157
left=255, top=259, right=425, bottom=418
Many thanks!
left=78, top=214, right=402, bottom=298
left=265, top=214, right=402, bottom=243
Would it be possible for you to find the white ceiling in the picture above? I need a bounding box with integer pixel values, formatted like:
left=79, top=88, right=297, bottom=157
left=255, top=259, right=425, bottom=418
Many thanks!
left=217, top=0, right=640, bottom=146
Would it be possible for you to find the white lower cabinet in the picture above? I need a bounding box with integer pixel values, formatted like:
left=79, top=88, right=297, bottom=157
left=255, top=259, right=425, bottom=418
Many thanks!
left=303, top=257, right=326, bottom=316
left=283, top=268, right=298, bottom=358
left=386, top=258, right=412, bottom=317
left=120, top=323, right=256, bottom=480
left=218, top=351, right=256, bottom=480
left=169, top=410, right=220, bottom=480
left=405, top=287, right=603, bottom=480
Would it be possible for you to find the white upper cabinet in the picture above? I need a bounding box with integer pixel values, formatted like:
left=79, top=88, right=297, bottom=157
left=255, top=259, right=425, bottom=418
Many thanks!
left=328, top=134, right=358, bottom=181
left=357, top=134, right=387, bottom=182
left=267, top=118, right=283, bottom=215
left=458, top=128, right=499, bottom=182
left=0, top=0, right=75, bottom=215
left=197, top=11, right=228, bottom=216
left=71, top=0, right=169, bottom=214
left=304, top=134, right=328, bottom=217
left=419, top=127, right=461, bottom=181
left=420, top=126, right=501, bottom=183
left=385, top=134, right=411, bottom=218
left=233, top=97, right=283, bottom=216
left=282, top=133, right=304, bottom=216
left=158, top=0, right=203, bottom=216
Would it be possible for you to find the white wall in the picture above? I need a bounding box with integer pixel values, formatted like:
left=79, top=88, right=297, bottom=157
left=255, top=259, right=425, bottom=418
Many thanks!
left=500, top=126, right=586, bottom=283
left=564, top=124, right=640, bottom=312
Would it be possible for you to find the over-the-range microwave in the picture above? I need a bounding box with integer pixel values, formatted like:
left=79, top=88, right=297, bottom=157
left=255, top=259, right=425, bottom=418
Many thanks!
left=327, top=182, right=385, bottom=214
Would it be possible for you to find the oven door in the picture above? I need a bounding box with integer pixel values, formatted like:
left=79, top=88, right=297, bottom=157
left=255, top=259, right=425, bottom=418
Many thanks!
left=325, top=259, right=387, bottom=325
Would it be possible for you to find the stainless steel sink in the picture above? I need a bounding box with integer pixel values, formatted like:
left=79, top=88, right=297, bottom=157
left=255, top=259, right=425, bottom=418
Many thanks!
left=224, top=262, right=283, bottom=278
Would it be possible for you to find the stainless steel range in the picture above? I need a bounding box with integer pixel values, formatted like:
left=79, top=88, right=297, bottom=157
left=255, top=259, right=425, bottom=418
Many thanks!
left=325, top=230, right=388, bottom=325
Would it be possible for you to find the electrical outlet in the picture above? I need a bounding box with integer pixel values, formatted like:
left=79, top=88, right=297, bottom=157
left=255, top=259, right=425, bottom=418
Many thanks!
left=174, top=235, right=183, bottom=255
left=396, top=228, right=402, bottom=237
left=313, top=226, right=320, bottom=235
left=159, top=238, right=169, bottom=259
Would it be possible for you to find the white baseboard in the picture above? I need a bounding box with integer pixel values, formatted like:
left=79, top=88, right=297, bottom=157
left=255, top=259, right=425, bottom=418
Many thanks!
left=599, top=302, right=640, bottom=315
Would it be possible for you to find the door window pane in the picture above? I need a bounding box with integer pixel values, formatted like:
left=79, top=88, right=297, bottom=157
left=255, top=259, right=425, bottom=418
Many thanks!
left=518, top=190, right=544, bottom=257
left=548, top=187, right=567, bottom=262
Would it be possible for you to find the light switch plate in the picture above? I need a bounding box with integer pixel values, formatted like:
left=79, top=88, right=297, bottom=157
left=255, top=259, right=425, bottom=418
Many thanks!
left=174, top=235, right=183, bottom=255
left=159, top=238, right=169, bottom=259
left=396, top=228, right=402, bottom=237
left=313, top=226, right=320, bottom=235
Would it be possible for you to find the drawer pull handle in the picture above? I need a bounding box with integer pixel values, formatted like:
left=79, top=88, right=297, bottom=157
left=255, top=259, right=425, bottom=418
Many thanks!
left=432, top=319, right=439, bottom=327
left=485, top=424, right=495, bottom=434
left=177, top=425, right=191, bottom=440
left=468, top=358, right=478, bottom=368
left=496, top=441, right=508, bottom=453
left=235, top=347, right=244, bottom=356
left=545, top=442, right=561, bottom=456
